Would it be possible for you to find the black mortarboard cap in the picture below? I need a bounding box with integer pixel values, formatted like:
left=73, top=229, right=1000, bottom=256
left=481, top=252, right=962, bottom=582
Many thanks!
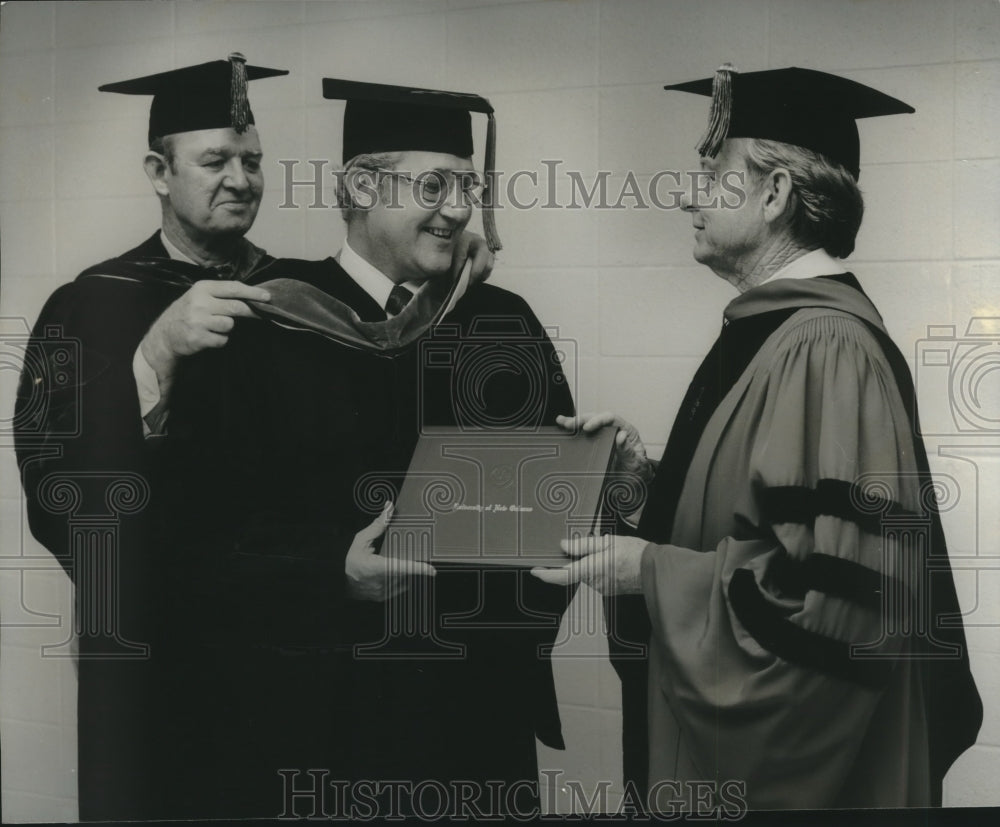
left=664, top=65, right=914, bottom=179
left=323, top=78, right=501, bottom=252
left=99, top=53, right=288, bottom=146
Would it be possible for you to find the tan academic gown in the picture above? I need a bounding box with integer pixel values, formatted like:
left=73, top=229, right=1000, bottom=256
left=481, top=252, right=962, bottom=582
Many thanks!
left=640, top=280, right=939, bottom=810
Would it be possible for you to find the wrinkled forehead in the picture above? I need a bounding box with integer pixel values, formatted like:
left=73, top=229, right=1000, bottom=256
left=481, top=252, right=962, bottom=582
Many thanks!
left=163, top=125, right=262, bottom=155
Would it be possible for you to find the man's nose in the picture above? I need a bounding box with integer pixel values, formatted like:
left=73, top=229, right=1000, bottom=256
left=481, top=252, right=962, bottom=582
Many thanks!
left=680, top=181, right=695, bottom=212
left=223, top=159, right=250, bottom=190
left=438, top=191, right=473, bottom=222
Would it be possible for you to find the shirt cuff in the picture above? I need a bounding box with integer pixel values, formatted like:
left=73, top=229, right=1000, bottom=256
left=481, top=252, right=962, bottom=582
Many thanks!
left=621, top=509, right=642, bottom=529
left=133, top=345, right=167, bottom=437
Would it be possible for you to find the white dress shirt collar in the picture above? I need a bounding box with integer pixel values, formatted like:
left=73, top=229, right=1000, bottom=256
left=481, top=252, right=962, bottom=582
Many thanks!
left=768, top=248, right=848, bottom=282
left=339, top=239, right=424, bottom=316
left=159, top=230, right=196, bottom=265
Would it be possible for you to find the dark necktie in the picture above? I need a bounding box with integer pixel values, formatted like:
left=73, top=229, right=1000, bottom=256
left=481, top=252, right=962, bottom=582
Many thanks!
left=213, top=262, right=237, bottom=280
left=385, top=284, right=414, bottom=317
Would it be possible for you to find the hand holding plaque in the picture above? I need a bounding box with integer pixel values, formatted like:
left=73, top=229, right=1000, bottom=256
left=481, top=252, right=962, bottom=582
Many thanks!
left=530, top=533, right=648, bottom=595
left=384, top=426, right=619, bottom=567
left=346, top=502, right=437, bottom=601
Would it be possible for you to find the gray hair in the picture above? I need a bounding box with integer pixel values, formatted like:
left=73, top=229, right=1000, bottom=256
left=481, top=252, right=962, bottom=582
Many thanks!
left=741, top=138, right=864, bottom=258
left=335, top=151, right=403, bottom=224
left=148, top=135, right=177, bottom=172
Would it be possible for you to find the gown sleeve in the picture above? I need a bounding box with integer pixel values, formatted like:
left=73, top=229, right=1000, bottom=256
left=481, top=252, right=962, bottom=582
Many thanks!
left=15, top=280, right=155, bottom=575
left=639, top=313, right=927, bottom=807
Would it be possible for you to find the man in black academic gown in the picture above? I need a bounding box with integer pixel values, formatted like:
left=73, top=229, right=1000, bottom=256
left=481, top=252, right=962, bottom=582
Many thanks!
left=157, top=79, right=576, bottom=818
left=13, top=56, right=494, bottom=821
left=319, top=80, right=576, bottom=818
left=13, top=53, right=286, bottom=821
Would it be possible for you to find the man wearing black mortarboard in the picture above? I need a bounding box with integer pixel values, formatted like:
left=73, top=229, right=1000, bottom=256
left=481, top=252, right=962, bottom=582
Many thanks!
left=168, top=78, right=576, bottom=817
left=13, top=56, right=499, bottom=821
left=12, top=54, right=286, bottom=822
left=536, top=66, right=982, bottom=810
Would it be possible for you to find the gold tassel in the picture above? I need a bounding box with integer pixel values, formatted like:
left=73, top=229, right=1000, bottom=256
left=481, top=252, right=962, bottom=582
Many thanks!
left=482, top=111, right=502, bottom=253
left=695, top=62, right=737, bottom=158
left=229, top=52, right=250, bottom=133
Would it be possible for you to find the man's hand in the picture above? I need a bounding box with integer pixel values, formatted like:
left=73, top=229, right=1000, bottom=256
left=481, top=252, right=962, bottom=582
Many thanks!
left=140, top=280, right=271, bottom=382
left=454, top=231, right=495, bottom=287
left=557, top=412, right=654, bottom=483
left=530, top=535, right=648, bottom=595
left=345, top=503, right=437, bottom=601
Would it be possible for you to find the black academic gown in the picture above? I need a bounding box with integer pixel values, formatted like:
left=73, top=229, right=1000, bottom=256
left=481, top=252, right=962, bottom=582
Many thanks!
left=154, top=256, right=576, bottom=818
left=13, top=232, right=274, bottom=821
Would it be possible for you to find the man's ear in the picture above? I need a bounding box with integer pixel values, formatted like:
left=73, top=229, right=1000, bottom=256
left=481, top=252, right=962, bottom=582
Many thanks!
left=343, top=166, right=381, bottom=212
left=143, top=151, right=171, bottom=197
left=760, top=167, right=794, bottom=225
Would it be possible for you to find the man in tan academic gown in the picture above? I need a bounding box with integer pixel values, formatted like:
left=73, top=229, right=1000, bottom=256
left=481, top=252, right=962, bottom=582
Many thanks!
left=535, top=66, right=982, bottom=811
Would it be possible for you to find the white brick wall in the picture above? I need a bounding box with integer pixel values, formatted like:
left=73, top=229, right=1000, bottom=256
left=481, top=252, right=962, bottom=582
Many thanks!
left=1, top=0, right=997, bottom=819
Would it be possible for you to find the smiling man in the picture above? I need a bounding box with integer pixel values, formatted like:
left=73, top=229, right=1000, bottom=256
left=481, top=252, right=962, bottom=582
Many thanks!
left=15, top=56, right=502, bottom=821
left=203, top=78, right=575, bottom=817
left=79, top=75, right=572, bottom=820
left=343, top=151, right=481, bottom=280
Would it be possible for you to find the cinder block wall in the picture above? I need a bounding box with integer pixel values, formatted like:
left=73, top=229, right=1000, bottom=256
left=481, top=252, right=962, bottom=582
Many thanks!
left=1, top=0, right=997, bottom=820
